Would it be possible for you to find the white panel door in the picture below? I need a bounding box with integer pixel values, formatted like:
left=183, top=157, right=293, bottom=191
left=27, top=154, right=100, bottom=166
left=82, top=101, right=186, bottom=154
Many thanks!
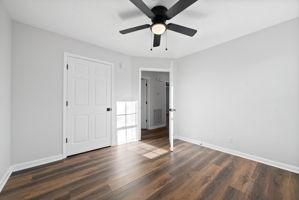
left=66, top=56, right=111, bottom=156
left=141, top=79, right=148, bottom=129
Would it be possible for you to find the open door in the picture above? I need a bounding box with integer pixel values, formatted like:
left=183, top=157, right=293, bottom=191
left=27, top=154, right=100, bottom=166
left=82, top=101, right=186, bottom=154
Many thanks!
left=169, top=71, right=175, bottom=151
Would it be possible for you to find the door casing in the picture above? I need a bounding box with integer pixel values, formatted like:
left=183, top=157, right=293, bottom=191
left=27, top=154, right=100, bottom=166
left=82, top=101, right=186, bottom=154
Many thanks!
left=138, top=67, right=175, bottom=151
left=63, top=53, right=115, bottom=158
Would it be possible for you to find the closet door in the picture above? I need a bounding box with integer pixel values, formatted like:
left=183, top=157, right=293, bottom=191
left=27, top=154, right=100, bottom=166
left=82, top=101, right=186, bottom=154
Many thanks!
left=66, top=56, right=111, bottom=156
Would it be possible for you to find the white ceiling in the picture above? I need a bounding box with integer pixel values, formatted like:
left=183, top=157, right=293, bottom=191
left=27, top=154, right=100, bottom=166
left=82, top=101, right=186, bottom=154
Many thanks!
left=2, top=0, right=299, bottom=58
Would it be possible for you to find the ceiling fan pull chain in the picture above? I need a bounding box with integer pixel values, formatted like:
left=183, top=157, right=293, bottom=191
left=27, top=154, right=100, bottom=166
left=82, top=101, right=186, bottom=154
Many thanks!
left=150, top=31, right=153, bottom=51
left=165, top=31, right=168, bottom=51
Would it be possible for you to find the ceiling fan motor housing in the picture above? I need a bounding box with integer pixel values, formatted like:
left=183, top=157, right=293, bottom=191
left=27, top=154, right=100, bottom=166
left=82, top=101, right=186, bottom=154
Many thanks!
left=151, top=6, right=168, bottom=24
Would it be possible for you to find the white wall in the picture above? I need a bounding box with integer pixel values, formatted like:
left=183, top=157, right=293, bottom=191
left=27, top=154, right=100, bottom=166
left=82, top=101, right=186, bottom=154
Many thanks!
left=11, top=22, right=134, bottom=164
left=11, top=22, right=172, bottom=165
left=141, top=71, right=169, bottom=128
left=0, top=1, right=11, bottom=188
left=175, top=18, right=299, bottom=168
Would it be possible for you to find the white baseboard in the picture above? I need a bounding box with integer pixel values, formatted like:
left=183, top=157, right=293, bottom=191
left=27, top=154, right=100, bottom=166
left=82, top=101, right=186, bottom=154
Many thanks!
left=0, top=166, right=13, bottom=192
left=176, top=136, right=299, bottom=174
left=12, top=154, right=64, bottom=172
left=0, top=155, right=64, bottom=192
left=175, top=136, right=202, bottom=145
left=148, top=124, right=166, bottom=130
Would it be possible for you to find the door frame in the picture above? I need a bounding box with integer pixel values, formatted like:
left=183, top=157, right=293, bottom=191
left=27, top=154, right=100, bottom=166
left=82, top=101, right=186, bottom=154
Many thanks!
left=62, top=52, right=114, bottom=158
left=138, top=67, right=174, bottom=151
left=141, top=77, right=150, bottom=129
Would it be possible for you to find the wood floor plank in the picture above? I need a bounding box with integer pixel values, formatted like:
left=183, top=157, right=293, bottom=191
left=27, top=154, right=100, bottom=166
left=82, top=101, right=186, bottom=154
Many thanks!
left=222, top=186, right=245, bottom=200
left=0, top=128, right=298, bottom=200
left=102, top=145, right=206, bottom=200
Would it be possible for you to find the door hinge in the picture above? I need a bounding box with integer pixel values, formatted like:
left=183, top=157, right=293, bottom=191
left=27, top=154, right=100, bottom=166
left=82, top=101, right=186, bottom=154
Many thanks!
left=66, top=64, right=69, bottom=70
left=66, top=101, right=69, bottom=107
left=65, top=138, right=68, bottom=143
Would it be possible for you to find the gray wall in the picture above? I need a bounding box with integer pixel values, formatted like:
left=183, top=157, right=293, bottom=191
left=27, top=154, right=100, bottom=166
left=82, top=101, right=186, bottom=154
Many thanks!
left=11, top=22, right=133, bottom=164
left=0, top=2, right=11, bottom=183
left=175, top=19, right=299, bottom=167
left=11, top=22, right=172, bottom=165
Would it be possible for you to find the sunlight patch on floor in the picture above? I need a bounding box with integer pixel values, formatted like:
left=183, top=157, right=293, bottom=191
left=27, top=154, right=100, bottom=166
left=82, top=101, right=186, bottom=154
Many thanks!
left=143, top=147, right=169, bottom=159
left=142, top=147, right=169, bottom=159
left=125, top=141, right=169, bottom=159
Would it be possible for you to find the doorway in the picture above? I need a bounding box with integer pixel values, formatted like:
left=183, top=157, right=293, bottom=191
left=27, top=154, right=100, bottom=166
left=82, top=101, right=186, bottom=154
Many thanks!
left=139, top=69, right=174, bottom=151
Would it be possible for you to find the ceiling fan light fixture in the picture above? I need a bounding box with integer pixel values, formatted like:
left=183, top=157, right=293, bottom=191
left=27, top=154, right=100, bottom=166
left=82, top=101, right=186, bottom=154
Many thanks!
left=151, top=23, right=166, bottom=35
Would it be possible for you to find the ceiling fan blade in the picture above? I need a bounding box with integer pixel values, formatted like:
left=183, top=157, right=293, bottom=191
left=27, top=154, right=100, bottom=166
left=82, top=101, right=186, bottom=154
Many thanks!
left=167, top=23, right=197, bottom=37
left=119, top=24, right=150, bottom=34
left=153, top=34, right=161, bottom=47
left=129, top=0, right=155, bottom=19
left=166, top=0, right=198, bottom=19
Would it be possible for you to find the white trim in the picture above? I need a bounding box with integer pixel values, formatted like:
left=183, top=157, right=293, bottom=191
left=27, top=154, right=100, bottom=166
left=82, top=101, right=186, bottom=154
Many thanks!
left=63, top=53, right=68, bottom=158
left=64, top=53, right=114, bottom=66
left=140, top=68, right=172, bottom=73
left=110, top=59, right=116, bottom=146
left=176, top=136, right=299, bottom=174
left=11, top=155, right=64, bottom=172
left=63, top=52, right=114, bottom=156
left=1, top=155, right=64, bottom=191
left=148, top=124, right=166, bottom=130
left=175, top=136, right=202, bottom=145
left=0, top=167, right=13, bottom=192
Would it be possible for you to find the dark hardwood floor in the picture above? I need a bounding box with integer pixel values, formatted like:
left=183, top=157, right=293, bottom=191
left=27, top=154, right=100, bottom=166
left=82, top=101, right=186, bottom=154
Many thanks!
left=0, top=129, right=298, bottom=200
left=141, top=127, right=169, bottom=140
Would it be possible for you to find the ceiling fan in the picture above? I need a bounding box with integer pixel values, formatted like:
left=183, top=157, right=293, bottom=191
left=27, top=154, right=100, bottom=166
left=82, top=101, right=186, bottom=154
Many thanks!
left=119, top=0, right=198, bottom=48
